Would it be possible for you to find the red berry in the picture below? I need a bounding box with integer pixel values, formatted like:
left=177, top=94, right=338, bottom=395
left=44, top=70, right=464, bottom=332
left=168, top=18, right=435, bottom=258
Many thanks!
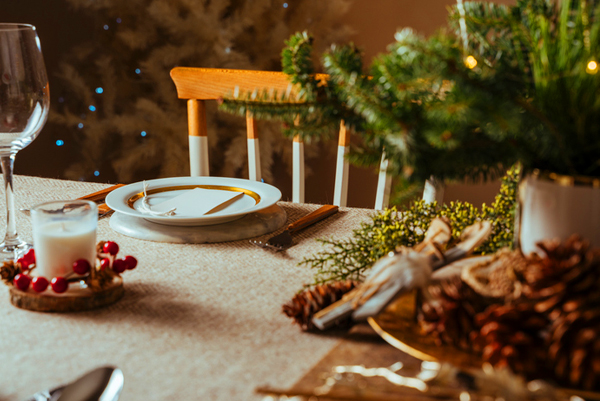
left=112, top=259, right=127, bottom=274
left=23, top=249, right=35, bottom=263
left=72, top=259, right=91, bottom=275
left=51, top=277, right=68, bottom=294
left=124, top=255, right=137, bottom=270
left=100, top=258, right=111, bottom=270
left=17, top=257, right=30, bottom=271
left=32, top=277, right=49, bottom=293
left=103, top=241, right=119, bottom=255
left=13, top=274, right=31, bottom=291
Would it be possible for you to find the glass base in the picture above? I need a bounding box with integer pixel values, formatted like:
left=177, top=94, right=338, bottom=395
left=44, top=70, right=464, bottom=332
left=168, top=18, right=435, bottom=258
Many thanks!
left=0, top=240, right=32, bottom=262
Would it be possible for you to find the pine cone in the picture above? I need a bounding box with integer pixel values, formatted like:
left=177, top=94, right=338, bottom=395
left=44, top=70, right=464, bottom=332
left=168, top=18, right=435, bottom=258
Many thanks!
left=514, top=235, right=600, bottom=389
left=547, top=307, right=600, bottom=390
left=283, top=280, right=358, bottom=331
left=472, top=303, right=550, bottom=378
left=0, top=261, right=20, bottom=285
left=515, top=235, right=600, bottom=320
left=418, top=277, right=495, bottom=350
left=417, top=236, right=600, bottom=389
left=96, top=241, right=107, bottom=254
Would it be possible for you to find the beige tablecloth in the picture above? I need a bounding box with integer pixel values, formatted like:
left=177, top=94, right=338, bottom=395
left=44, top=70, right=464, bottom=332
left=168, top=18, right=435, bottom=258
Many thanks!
left=0, top=176, right=374, bottom=400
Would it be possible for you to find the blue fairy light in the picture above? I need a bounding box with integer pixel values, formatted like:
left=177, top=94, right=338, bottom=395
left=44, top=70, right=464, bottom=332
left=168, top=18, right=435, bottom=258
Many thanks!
left=56, top=140, right=64, bottom=146
left=135, top=68, right=141, bottom=74
left=78, top=123, right=84, bottom=129
left=225, top=47, right=231, bottom=54
left=89, top=105, right=96, bottom=112
left=95, top=87, right=103, bottom=94
left=103, top=25, right=109, bottom=30
left=141, top=131, right=147, bottom=137
left=116, top=18, right=122, bottom=23
left=283, top=2, right=288, bottom=8
left=94, top=171, right=100, bottom=177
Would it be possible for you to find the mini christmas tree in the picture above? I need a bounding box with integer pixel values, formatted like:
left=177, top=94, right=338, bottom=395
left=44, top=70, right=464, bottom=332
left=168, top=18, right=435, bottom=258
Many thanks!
left=221, top=0, right=600, bottom=187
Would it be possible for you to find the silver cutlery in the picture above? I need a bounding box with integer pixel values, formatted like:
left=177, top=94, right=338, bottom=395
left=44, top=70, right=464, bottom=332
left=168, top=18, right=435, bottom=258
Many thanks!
left=26, top=366, right=124, bottom=401
left=252, top=204, right=339, bottom=250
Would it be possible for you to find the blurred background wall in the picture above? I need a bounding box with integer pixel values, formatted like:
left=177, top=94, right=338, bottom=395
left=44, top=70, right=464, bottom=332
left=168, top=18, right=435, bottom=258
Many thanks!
left=5, top=0, right=514, bottom=208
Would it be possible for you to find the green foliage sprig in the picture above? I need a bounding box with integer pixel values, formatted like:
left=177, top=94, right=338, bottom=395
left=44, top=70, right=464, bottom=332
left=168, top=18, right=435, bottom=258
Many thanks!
left=300, top=165, right=519, bottom=286
left=221, top=0, right=600, bottom=186
left=219, top=31, right=365, bottom=141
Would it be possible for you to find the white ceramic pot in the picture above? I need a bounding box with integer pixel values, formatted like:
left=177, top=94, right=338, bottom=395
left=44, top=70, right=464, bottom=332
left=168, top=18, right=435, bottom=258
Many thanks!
left=518, top=170, right=600, bottom=256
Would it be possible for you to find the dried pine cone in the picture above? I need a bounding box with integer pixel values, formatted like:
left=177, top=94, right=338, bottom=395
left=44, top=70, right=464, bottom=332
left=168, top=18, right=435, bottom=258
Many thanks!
left=418, top=277, right=495, bottom=350
left=417, top=236, right=600, bottom=390
left=283, top=280, right=358, bottom=331
left=515, top=235, right=600, bottom=320
left=96, top=241, right=107, bottom=254
left=513, top=236, right=600, bottom=389
left=0, top=261, right=20, bottom=285
left=547, top=307, right=600, bottom=390
left=471, top=303, right=550, bottom=379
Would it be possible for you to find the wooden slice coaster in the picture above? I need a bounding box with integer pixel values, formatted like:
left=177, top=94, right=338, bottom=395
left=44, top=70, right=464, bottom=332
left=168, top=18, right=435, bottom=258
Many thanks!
left=9, top=277, right=124, bottom=312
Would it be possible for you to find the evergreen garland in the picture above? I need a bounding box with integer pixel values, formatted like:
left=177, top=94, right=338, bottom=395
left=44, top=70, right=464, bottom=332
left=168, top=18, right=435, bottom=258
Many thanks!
left=300, top=165, right=519, bottom=286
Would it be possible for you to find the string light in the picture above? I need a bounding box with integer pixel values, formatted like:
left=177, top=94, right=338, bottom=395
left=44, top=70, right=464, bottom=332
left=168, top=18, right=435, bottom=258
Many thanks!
left=464, top=55, right=478, bottom=69
left=94, top=171, right=100, bottom=177
left=78, top=123, right=84, bottom=129
left=283, top=2, right=288, bottom=8
left=56, top=140, right=64, bottom=146
left=89, top=105, right=96, bottom=112
left=586, top=59, right=598, bottom=74
left=141, top=131, right=147, bottom=137
left=116, top=18, right=122, bottom=23
left=95, top=87, right=104, bottom=94
left=103, top=25, right=109, bottom=30
left=135, top=68, right=141, bottom=74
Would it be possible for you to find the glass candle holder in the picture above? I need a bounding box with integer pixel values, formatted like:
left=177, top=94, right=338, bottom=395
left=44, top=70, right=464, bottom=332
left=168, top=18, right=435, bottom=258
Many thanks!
left=31, top=200, right=97, bottom=280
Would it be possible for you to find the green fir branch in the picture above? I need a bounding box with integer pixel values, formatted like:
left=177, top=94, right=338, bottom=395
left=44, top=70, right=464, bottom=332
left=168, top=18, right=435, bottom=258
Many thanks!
left=300, top=165, right=520, bottom=287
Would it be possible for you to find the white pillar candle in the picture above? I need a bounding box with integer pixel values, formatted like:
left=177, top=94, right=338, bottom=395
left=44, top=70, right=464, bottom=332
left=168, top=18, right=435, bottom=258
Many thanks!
left=33, top=221, right=96, bottom=279
left=31, top=201, right=97, bottom=280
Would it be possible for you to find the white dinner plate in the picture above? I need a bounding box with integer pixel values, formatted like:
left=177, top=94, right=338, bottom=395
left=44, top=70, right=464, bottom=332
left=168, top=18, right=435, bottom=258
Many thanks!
left=105, top=177, right=282, bottom=226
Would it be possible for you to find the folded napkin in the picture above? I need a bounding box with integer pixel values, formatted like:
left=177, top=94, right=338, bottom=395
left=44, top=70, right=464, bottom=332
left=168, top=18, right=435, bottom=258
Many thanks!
left=139, top=183, right=244, bottom=217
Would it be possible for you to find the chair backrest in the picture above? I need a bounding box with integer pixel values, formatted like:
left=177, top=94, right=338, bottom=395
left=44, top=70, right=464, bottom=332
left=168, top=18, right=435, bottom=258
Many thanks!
left=170, top=67, right=393, bottom=209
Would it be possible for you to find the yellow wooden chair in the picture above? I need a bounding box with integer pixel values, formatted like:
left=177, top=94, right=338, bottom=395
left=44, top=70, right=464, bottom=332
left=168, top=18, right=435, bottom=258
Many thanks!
left=170, top=66, right=398, bottom=209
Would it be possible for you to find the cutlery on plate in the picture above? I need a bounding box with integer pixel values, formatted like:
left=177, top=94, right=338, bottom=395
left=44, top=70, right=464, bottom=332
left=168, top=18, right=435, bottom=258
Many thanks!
left=20, top=184, right=124, bottom=217
left=252, top=204, right=339, bottom=250
left=25, top=366, right=124, bottom=401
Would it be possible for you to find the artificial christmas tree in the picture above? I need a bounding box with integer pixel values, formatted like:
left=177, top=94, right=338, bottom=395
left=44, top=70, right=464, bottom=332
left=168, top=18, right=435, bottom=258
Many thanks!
left=52, top=0, right=353, bottom=184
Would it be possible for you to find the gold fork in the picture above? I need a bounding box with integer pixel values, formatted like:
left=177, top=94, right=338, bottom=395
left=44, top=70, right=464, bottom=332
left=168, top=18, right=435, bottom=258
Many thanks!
left=251, top=205, right=339, bottom=250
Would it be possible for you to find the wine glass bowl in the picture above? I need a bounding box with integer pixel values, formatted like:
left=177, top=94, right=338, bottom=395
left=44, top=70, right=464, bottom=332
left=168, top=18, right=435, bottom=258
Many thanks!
left=0, top=23, right=49, bottom=260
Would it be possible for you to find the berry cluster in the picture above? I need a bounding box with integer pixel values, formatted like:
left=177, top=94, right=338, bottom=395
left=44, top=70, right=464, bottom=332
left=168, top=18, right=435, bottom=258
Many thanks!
left=12, top=241, right=137, bottom=294
left=97, top=241, right=137, bottom=274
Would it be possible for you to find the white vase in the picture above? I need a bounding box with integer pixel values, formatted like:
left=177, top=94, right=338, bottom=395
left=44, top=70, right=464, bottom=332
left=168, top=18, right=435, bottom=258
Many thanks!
left=519, top=170, right=600, bottom=256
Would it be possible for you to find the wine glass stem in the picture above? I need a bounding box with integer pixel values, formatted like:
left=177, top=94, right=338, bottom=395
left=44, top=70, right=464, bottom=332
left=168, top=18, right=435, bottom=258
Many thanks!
left=1, top=153, right=20, bottom=247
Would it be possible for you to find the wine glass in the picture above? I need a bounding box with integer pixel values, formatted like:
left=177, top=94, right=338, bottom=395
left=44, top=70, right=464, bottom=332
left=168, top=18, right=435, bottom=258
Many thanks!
left=0, top=24, right=49, bottom=260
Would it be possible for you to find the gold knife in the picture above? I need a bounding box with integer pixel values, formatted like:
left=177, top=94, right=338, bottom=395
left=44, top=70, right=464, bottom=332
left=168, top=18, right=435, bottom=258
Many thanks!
left=78, top=184, right=124, bottom=215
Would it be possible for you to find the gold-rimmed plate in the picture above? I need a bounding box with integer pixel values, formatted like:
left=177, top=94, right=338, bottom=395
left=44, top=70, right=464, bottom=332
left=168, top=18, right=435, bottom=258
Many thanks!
left=105, top=177, right=281, bottom=226
left=368, top=292, right=481, bottom=370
